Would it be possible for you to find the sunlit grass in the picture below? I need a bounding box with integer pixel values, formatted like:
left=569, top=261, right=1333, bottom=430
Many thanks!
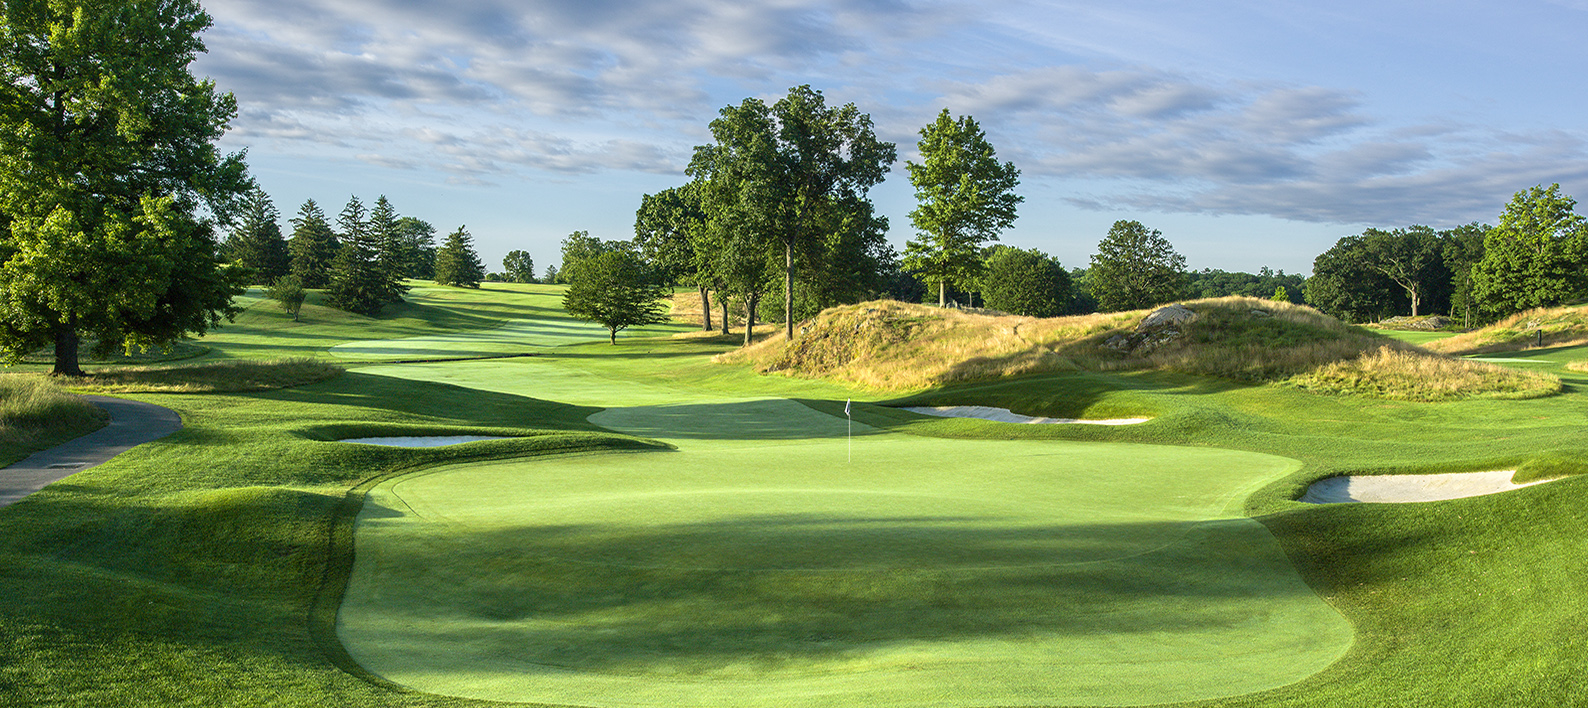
left=0, top=374, right=107, bottom=465
left=63, top=358, right=345, bottom=394
left=1287, top=345, right=1561, bottom=401
left=1427, top=304, right=1588, bottom=355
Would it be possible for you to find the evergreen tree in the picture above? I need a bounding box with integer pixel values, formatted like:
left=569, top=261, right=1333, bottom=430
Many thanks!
left=368, top=195, right=409, bottom=303
left=433, top=226, right=485, bottom=288
left=288, top=199, right=339, bottom=288
left=395, top=217, right=437, bottom=279
left=902, top=109, right=1022, bottom=307
left=224, top=187, right=289, bottom=283
left=1088, top=221, right=1187, bottom=312
left=326, top=196, right=387, bottom=315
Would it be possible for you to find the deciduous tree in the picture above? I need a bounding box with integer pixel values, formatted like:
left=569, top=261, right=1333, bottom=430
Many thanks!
left=981, top=246, right=1070, bottom=317
left=1471, top=184, right=1588, bottom=315
left=1087, top=221, right=1186, bottom=312
left=0, top=0, right=252, bottom=375
left=266, top=275, right=306, bottom=322
left=561, top=244, right=671, bottom=344
left=502, top=250, right=536, bottom=283
left=902, top=110, right=1022, bottom=307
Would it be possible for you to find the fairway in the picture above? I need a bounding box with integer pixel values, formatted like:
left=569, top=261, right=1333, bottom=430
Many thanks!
left=340, top=395, right=1353, bottom=706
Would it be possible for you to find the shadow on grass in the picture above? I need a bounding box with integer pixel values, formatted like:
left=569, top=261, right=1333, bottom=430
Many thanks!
left=349, top=511, right=1368, bottom=672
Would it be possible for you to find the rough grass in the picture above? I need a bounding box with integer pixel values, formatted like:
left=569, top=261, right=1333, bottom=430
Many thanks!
left=1426, top=304, right=1588, bottom=355
left=1286, top=346, right=1561, bottom=401
left=63, top=358, right=345, bottom=394
left=722, top=297, right=1547, bottom=399
left=1566, top=360, right=1588, bottom=373
left=0, top=375, right=108, bottom=465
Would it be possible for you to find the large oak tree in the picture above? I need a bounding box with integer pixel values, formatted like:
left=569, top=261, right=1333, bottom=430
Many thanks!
left=0, top=0, right=251, bottom=375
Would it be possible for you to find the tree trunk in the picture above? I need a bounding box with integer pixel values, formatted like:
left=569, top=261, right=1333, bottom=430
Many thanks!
left=52, top=322, right=84, bottom=377
left=939, top=280, right=946, bottom=307
left=744, top=293, right=758, bottom=347
left=784, top=241, right=794, bottom=340
left=609, top=327, right=618, bottom=345
left=699, top=287, right=712, bottom=331
left=720, top=295, right=730, bottom=336
left=1410, top=289, right=1420, bottom=317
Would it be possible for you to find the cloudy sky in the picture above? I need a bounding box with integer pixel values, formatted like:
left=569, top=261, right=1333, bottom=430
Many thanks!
left=196, top=0, right=1588, bottom=276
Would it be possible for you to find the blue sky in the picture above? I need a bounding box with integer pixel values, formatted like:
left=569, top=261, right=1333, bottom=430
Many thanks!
left=196, top=0, right=1588, bottom=277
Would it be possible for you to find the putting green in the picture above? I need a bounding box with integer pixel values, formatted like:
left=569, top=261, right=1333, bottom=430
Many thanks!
left=340, top=395, right=1354, bottom=706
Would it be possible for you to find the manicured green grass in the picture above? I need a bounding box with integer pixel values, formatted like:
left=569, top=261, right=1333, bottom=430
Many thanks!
left=5, top=283, right=1588, bottom=707
left=1372, top=328, right=1459, bottom=346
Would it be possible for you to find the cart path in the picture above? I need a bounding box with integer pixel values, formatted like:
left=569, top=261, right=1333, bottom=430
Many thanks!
left=0, top=395, right=182, bottom=509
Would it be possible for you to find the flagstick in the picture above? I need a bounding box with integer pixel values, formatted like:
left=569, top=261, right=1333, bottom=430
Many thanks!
left=846, top=398, right=852, bottom=464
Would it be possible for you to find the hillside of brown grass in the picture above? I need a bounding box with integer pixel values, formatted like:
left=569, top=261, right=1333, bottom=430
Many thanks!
left=1425, top=304, right=1588, bottom=355
left=717, top=297, right=1559, bottom=400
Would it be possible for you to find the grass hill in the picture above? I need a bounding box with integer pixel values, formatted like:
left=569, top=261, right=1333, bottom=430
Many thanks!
left=720, top=296, right=1559, bottom=401
left=1426, top=304, right=1588, bottom=355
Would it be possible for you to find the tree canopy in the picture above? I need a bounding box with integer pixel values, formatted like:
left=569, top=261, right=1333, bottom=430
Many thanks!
left=981, top=246, right=1069, bottom=317
left=0, top=0, right=251, bottom=375
left=502, top=250, right=535, bottom=283
left=223, top=187, right=289, bottom=284
left=902, top=109, right=1022, bottom=307
left=1087, top=221, right=1186, bottom=312
left=288, top=199, right=338, bottom=288
left=1470, top=184, right=1588, bottom=316
left=561, top=243, right=671, bottom=344
left=433, top=226, right=484, bottom=288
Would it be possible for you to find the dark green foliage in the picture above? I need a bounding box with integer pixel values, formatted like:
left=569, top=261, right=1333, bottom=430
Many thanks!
left=561, top=245, right=672, bottom=344
left=502, top=250, right=536, bottom=283
left=902, top=110, right=1022, bottom=306
left=1442, top=222, right=1489, bottom=329
left=558, top=230, right=606, bottom=278
left=0, top=0, right=252, bottom=375
left=288, top=199, right=339, bottom=289
left=326, top=197, right=388, bottom=315
left=1471, top=184, right=1588, bottom=316
left=1088, top=220, right=1187, bottom=312
left=1356, top=226, right=1451, bottom=317
left=394, top=216, right=436, bottom=279
left=635, top=184, right=713, bottom=329
left=266, top=275, right=306, bottom=321
left=1186, top=267, right=1305, bottom=303
left=432, top=226, right=484, bottom=288
left=367, top=196, right=409, bottom=304
left=223, top=187, right=289, bottom=284
left=1304, top=235, right=1405, bottom=322
left=982, top=246, right=1071, bottom=317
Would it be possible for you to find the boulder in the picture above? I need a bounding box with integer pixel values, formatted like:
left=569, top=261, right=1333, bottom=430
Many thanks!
left=1101, top=304, right=1197, bottom=355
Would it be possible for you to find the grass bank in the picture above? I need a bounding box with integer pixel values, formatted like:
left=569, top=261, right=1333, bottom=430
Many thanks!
left=1427, top=304, right=1588, bottom=355
left=0, top=375, right=107, bottom=466
left=723, top=297, right=1555, bottom=400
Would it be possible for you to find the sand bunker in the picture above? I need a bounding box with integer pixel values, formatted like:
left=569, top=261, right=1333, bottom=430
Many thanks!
left=903, top=405, right=1149, bottom=425
left=340, top=436, right=510, bottom=448
left=1301, top=470, right=1556, bottom=504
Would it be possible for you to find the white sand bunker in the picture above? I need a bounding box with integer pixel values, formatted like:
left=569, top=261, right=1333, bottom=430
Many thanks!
left=340, top=436, right=510, bottom=448
left=903, top=406, right=1149, bottom=425
left=1302, top=470, right=1555, bottom=504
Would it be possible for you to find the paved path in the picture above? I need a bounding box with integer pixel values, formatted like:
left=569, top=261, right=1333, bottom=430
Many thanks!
left=0, top=395, right=182, bottom=509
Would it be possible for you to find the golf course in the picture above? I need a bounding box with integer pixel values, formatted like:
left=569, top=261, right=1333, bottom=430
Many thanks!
left=3, top=283, right=1587, bottom=707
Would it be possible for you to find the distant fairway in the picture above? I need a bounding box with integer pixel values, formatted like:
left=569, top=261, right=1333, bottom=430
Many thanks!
left=340, top=397, right=1353, bottom=706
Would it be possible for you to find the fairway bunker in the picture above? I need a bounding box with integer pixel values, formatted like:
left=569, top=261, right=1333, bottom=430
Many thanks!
left=1301, top=470, right=1557, bottom=503
left=903, top=405, right=1149, bottom=425
left=339, top=435, right=510, bottom=447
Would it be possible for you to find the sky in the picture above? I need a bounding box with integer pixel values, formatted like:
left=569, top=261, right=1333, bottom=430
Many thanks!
left=194, top=0, right=1588, bottom=277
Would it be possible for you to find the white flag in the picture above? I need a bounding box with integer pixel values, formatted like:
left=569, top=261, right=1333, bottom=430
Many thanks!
left=844, top=398, right=851, bottom=417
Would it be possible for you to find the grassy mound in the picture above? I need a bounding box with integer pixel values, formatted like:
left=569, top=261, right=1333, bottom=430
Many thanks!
left=65, top=358, right=344, bottom=394
left=722, top=297, right=1554, bottom=400
left=1427, top=304, right=1588, bottom=355
left=0, top=375, right=108, bottom=465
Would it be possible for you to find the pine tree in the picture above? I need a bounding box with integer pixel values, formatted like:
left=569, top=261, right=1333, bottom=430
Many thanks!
left=288, top=200, right=339, bottom=288
left=368, top=195, right=410, bottom=303
left=224, top=187, right=289, bottom=283
left=433, top=226, right=485, bottom=288
left=327, top=196, right=387, bottom=315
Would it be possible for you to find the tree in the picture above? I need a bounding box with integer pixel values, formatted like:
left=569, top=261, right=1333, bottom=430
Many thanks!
left=1272, top=285, right=1289, bottom=302
left=266, top=275, right=306, bottom=322
left=543, top=264, right=560, bottom=285
left=981, top=246, right=1070, bottom=317
left=223, top=187, right=289, bottom=283
left=1442, top=222, right=1488, bottom=328
left=288, top=199, right=339, bottom=288
left=395, top=216, right=436, bottom=279
left=368, top=195, right=409, bottom=303
left=1471, top=184, right=1588, bottom=316
left=433, top=226, right=484, bottom=288
left=0, top=0, right=252, bottom=375
left=689, top=86, right=896, bottom=341
left=635, top=184, right=713, bottom=330
left=1356, top=226, right=1449, bottom=317
left=558, top=230, right=606, bottom=277
left=1304, top=235, right=1403, bottom=322
left=561, top=245, right=671, bottom=344
left=326, top=196, right=387, bottom=315
left=902, top=110, right=1022, bottom=307
left=502, top=250, right=536, bottom=283
left=1087, top=221, right=1187, bottom=312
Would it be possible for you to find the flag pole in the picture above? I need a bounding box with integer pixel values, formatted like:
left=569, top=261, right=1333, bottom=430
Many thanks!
left=845, top=398, right=852, bottom=464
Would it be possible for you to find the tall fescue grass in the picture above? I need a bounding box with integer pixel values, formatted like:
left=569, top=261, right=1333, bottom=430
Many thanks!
left=722, top=296, right=1558, bottom=400
left=1568, top=360, right=1588, bottom=373
left=1288, top=346, right=1562, bottom=401
left=66, top=357, right=344, bottom=393
left=1427, top=304, right=1588, bottom=355
left=0, top=374, right=106, bottom=449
